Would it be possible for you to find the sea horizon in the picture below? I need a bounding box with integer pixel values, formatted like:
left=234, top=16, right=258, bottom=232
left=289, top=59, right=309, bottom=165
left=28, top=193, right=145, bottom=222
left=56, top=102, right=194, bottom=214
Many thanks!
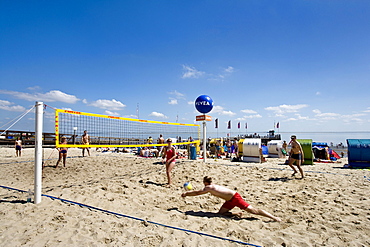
left=2, top=128, right=370, bottom=148
left=206, top=131, right=370, bottom=147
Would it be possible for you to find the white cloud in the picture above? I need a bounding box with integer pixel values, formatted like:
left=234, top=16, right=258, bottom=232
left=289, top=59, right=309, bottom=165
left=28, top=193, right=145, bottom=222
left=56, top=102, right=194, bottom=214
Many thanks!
left=167, top=89, right=184, bottom=105
left=316, top=92, right=321, bottom=95
left=105, top=110, right=120, bottom=116
left=0, top=89, right=79, bottom=104
left=313, top=110, right=367, bottom=123
left=265, top=104, right=308, bottom=115
left=364, top=107, right=370, bottom=113
left=224, top=66, right=235, bottom=73
left=241, top=109, right=257, bottom=114
left=212, top=105, right=224, bottom=113
left=316, top=112, right=340, bottom=118
left=313, top=109, right=340, bottom=120
left=124, top=114, right=139, bottom=119
left=181, top=65, right=205, bottom=79
left=27, top=86, right=41, bottom=91
left=181, top=65, right=234, bottom=82
left=44, top=111, right=56, bottom=119
left=286, top=117, right=298, bottom=121
left=294, top=114, right=311, bottom=120
left=149, top=112, right=168, bottom=119
left=89, top=99, right=126, bottom=110
left=43, top=91, right=79, bottom=103
left=245, top=114, right=262, bottom=119
left=168, top=99, right=178, bottom=105
left=341, top=113, right=367, bottom=123
left=61, top=107, right=73, bottom=111
left=169, top=90, right=185, bottom=99
left=0, top=100, right=26, bottom=112
left=235, top=114, right=262, bottom=121
left=208, top=66, right=236, bottom=82
left=221, top=110, right=236, bottom=116
left=212, top=105, right=236, bottom=116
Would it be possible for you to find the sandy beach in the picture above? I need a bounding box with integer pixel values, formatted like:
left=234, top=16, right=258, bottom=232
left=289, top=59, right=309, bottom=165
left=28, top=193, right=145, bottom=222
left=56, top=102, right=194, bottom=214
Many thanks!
left=0, top=147, right=369, bottom=246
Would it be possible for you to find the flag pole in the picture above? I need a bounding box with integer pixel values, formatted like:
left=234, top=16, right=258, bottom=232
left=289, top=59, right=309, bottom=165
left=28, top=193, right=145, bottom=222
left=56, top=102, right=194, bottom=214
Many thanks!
left=216, top=119, right=218, bottom=138
left=202, top=115, right=207, bottom=163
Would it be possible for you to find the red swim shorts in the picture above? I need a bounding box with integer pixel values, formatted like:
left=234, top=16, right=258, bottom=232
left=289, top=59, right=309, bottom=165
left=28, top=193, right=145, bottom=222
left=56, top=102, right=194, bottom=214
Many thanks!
left=221, top=192, right=250, bottom=210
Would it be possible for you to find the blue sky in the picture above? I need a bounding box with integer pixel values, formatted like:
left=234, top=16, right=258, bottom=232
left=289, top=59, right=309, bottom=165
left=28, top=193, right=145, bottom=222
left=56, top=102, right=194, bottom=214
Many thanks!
left=1, top=0, right=370, bottom=142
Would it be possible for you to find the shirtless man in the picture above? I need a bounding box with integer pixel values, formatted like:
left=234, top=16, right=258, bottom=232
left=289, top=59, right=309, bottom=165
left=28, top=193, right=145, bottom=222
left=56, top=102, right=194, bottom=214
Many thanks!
left=82, top=130, right=90, bottom=157
left=181, top=176, right=281, bottom=222
left=287, top=135, right=304, bottom=178
left=157, top=134, right=165, bottom=156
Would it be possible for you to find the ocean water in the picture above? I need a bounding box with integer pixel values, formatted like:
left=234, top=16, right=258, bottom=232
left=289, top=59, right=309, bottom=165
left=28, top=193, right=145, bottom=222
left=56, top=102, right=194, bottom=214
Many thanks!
left=275, top=132, right=370, bottom=147
left=206, top=131, right=370, bottom=147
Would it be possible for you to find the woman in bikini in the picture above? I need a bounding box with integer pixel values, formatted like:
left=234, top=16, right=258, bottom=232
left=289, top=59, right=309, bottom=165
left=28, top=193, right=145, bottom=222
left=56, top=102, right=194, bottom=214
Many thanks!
left=162, top=138, right=177, bottom=187
left=56, top=136, right=68, bottom=168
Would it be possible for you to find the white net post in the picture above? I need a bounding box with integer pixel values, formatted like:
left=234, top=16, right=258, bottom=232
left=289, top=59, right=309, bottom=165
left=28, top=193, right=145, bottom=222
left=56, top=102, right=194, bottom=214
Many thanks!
left=34, top=101, right=43, bottom=204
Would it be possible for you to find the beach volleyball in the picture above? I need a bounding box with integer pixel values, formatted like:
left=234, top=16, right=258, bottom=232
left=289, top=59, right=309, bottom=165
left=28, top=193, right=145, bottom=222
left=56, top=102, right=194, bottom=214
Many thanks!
left=183, top=182, right=193, bottom=191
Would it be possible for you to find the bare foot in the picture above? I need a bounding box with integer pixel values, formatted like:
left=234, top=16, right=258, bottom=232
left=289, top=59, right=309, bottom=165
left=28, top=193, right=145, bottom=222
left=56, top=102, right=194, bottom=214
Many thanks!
left=233, top=212, right=243, bottom=218
left=274, top=217, right=282, bottom=222
left=220, top=212, right=243, bottom=218
left=291, top=172, right=297, bottom=177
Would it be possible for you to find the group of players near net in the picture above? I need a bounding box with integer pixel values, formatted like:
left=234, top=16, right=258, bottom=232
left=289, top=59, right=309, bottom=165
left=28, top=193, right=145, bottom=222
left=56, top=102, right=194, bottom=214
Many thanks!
left=53, top=131, right=308, bottom=222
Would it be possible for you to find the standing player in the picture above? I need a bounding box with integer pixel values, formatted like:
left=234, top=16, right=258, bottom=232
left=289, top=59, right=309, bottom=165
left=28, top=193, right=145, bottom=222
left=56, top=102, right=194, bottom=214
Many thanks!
left=162, top=138, right=177, bottom=187
left=15, top=137, right=22, bottom=157
left=287, top=135, right=304, bottom=178
left=82, top=130, right=90, bottom=157
left=56, top=136, right=68, bottom=168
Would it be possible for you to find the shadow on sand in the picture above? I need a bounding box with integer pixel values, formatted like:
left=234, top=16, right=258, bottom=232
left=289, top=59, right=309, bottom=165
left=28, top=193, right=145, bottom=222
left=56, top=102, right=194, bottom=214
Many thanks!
left=139, top=180, right=167, bottom=187
left=0, top=199, right=28, bottom=204
left=167, top=207, right=259, bottom=221
left=267, top=177, right=294, bottom=182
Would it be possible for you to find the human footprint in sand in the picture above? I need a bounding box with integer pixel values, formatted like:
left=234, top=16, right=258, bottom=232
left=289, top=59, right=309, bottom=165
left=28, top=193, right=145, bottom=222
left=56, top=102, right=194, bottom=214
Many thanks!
left=181, top=176, right=281, bottom=222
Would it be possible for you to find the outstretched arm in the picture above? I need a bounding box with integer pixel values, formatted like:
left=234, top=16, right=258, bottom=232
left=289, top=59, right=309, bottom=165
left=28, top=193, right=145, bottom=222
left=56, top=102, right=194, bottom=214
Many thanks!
left=181, top=187, right=209, bottom=197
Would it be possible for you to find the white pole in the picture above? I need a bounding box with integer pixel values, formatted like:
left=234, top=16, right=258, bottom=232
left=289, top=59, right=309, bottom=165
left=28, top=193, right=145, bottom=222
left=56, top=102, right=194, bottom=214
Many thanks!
left=203, top=119, right=207, bottom=163
left=34, top=101, right=43, bottom=204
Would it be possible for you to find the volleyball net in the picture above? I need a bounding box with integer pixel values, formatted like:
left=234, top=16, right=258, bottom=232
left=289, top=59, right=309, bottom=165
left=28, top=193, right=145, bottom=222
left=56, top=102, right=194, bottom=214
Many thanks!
left=55, top=109, right=200, bottom=148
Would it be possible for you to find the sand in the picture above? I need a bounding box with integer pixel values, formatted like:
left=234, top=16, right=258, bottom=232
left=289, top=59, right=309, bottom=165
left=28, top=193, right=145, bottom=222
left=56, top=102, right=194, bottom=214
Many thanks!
left=0, top=147, right=369, bottom=246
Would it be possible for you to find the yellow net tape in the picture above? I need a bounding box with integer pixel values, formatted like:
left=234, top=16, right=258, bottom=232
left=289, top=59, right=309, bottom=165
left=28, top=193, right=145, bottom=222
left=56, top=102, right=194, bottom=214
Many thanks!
left=55, top=109, right=200, bottom=148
